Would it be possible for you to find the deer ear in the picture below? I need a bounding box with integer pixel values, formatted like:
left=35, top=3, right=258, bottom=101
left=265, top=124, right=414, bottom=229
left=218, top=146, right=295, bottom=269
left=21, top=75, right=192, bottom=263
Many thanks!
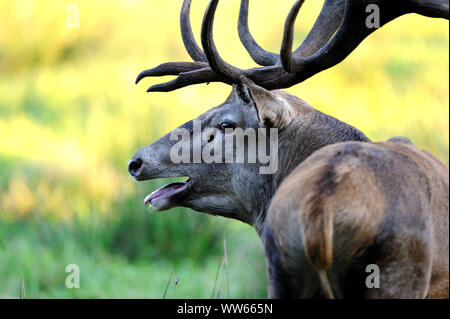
left=239, top=77, right=294, bottom=129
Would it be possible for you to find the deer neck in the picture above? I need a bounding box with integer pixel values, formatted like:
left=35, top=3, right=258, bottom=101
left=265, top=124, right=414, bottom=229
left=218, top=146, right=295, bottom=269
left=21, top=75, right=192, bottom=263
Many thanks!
left=251, top=111, right=370, bottom=237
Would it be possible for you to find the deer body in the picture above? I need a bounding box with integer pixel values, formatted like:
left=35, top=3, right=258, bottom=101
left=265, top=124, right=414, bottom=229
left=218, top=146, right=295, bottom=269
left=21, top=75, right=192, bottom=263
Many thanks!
left=130, top=0, right=449, bottom=298
left=266, top=137, right=449, bottom=298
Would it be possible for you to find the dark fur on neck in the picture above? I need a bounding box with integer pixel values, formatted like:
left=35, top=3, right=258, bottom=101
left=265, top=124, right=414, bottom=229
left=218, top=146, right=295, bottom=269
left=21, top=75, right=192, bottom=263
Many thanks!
left=274, top=111, right=370, bottom=188
left=252, top=111, right=370, bottom=233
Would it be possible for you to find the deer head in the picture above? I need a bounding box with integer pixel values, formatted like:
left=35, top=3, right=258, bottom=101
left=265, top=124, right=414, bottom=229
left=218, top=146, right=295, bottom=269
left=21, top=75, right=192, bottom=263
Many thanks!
left=129, top=0, right=448, bottom=233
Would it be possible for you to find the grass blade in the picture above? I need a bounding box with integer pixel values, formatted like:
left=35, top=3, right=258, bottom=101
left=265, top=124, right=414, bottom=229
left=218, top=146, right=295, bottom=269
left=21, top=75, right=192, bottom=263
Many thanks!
left=223, top=236, right=230, bottom=298
left=212, top=257, right=225, bottom=299
left=162, top=271, right=173, bottom=299
left=19, top=274, right=26, bottom=299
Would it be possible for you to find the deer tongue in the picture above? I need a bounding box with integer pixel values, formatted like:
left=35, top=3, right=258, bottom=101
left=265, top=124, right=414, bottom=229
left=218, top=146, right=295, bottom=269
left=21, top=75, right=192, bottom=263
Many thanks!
left=144, top=180, right=189, bottom=205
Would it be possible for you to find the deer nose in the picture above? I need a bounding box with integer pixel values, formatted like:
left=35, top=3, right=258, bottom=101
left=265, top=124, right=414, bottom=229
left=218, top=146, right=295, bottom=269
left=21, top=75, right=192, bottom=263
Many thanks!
left=128, top=158, right=143, bottom=177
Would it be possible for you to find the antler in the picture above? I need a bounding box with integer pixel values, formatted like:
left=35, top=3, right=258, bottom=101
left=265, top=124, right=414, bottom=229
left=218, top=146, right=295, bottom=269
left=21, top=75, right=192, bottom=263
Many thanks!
left=136, top=0, right=449, bottom=92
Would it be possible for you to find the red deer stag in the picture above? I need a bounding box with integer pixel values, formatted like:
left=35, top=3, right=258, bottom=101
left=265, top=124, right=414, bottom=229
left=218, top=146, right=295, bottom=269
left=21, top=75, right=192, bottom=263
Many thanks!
left=129, top=0, right=449, bottom=298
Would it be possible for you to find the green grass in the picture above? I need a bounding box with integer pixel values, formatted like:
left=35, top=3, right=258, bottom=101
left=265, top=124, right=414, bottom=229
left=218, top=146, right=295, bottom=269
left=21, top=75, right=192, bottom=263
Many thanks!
left=0, top=209, right=266, bottom=298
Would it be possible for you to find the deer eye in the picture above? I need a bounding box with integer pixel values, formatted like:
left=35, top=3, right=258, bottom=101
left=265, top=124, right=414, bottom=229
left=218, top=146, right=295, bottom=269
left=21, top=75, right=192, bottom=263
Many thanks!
left=219, top=122, right=235, bottom=131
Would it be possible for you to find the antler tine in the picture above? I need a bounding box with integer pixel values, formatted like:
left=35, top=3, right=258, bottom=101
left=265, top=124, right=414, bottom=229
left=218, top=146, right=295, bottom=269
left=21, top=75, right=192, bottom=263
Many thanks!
left=201, top=0, right=244, bottom=82
left=238, top=0, right=279, bottom=66
left=292, top=0, right=345, bottom=58
left=281, top=0, right=364, bottom=74
left=280, top=0, right=423, bottom=75
left=135, top=62, right=208, bottom=84
left=146, top=67, right=227, bottom=92
left=280, top=0, right=306, bottom=73
left=181, top=0, right=208, bottom=62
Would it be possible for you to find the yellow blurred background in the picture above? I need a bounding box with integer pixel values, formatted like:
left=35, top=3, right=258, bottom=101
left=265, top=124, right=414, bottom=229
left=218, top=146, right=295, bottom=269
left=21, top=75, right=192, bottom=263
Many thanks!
left=0, top=0, right=448, bottom=298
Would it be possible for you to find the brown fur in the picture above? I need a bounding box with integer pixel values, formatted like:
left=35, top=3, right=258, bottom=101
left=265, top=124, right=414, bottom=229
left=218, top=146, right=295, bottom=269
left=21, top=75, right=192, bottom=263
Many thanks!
left=267, top=140, right=449, bottom=298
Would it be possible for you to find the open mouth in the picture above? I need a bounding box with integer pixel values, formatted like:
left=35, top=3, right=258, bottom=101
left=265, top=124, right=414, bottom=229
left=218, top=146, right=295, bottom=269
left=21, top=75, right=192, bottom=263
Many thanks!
left=144, top=177, right=191, bottom=205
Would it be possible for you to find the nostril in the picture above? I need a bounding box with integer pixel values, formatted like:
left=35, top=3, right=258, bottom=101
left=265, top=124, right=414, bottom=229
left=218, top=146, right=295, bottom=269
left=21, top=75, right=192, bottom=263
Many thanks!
left=128, top=158, right=143, bottom=176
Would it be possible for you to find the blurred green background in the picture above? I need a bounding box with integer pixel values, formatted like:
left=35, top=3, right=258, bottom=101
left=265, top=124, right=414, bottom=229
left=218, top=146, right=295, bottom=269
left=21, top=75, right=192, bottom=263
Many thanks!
left=0, top=0, right=448, bottom=298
